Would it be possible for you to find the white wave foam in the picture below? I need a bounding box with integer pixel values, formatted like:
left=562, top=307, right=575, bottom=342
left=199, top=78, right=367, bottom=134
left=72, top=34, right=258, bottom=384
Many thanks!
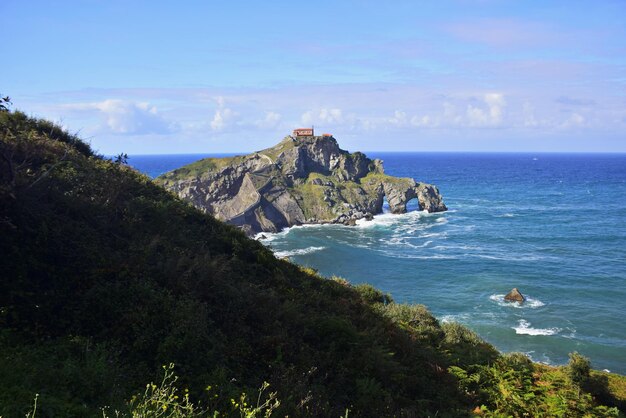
left=495, top=213, right=516, bottom=218
left=384, top=253, right=458, bottom=260
left=354, top=210, right=434, bottom=228
left=562, top=329, right=578, bottom=339
left=432, top=244, right=484, bottom=251
left=418, top=231, right=447, bottom=239
left=474, top=253, right=544, bottom=261
left=254, top=226, right=296, bottom=242
left=489, top=294, right=545, bottom=308
left=259, top=209, right=444, bottom=237
left=255, top=220, right=343, bottom=241
left=274, top=246, right=326, bottom=258
left=354, top=212, right=401, bottom=228
left=514, top=320, right=560, bottom=336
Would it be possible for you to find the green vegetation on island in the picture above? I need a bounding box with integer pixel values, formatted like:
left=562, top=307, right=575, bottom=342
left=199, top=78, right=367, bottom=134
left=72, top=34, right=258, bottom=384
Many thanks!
left=1, top=109, right=625, bottom=417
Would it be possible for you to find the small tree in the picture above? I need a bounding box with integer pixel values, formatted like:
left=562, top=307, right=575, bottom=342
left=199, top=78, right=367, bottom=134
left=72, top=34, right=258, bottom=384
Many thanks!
left=567, top=351, right=591, bottom=387
left=114, top=153, right=129, bottom=165
left=0, top=95, right=11, bottom=112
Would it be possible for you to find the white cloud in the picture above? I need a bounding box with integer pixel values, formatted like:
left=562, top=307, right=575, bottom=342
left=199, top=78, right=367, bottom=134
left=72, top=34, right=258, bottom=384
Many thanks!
left=388, top=110, right=408, bottom=127
left=321, top=108, right=343, bottom=123
left=466, top=93, right=506, bottom=126
left=210, top=107, right=238, bottom=131
left=522, top=102, right=539, bottom=127
left=442, top=102, right=462, bottom=125
left=214, top=96, right=227, bottom=108
left=255, top=111, right=282, bottom=129
left=410, top=115, right=434, bottom=127
left=561, top=112, right=585, bottom=129
left=63, top=99, right=173, bottom=135
left=300, top=111, right=313, bottom=125
left=301, top=108, right=344, bottom=125
left=209, top=97, right=239, bottom=131
left=32, top=83, right=626, bottom=153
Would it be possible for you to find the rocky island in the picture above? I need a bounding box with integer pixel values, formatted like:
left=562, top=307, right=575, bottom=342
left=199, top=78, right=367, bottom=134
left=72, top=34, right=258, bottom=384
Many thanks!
left=156, top=131, right=446, bottom=235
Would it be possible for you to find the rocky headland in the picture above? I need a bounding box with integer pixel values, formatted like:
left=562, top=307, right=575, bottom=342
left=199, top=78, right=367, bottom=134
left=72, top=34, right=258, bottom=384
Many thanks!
left=156, top=134, right=447, bottom=235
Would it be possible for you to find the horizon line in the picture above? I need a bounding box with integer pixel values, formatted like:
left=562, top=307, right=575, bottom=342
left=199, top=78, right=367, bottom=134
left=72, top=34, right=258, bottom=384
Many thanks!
left=119, top=150, right=626, bottom=157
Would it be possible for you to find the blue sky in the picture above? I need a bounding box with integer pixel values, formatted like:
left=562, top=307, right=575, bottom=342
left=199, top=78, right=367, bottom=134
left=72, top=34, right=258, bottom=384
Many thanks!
left=2, top=0, right=626, bottom=154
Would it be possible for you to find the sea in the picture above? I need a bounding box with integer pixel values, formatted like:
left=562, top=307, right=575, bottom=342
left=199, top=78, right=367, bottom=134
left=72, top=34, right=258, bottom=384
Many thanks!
left=129, top=152, right=626, bottom=374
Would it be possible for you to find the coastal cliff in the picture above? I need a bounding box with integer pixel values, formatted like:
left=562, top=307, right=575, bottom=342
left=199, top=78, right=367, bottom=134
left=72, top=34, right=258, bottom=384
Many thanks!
left=156, top=135, right=447, bottom=234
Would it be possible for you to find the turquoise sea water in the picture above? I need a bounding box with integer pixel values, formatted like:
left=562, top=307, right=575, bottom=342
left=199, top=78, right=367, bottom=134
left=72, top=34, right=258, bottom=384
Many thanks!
left=130, top=153, right=626, bottom=373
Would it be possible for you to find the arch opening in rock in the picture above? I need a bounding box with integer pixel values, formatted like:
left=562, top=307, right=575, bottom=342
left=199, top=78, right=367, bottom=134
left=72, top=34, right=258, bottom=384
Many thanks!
left=406, top=197, right=421, bottom=212
left=382, top=195, right=391, bottom=214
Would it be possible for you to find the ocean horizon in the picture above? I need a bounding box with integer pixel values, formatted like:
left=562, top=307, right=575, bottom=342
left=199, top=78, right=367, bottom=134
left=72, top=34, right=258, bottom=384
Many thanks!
left=129, top=151, right=626, bottom=374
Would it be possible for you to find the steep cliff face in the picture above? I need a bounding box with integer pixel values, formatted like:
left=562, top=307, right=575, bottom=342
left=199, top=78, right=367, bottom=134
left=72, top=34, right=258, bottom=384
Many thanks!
left=156, top=135, right=447, bottom=234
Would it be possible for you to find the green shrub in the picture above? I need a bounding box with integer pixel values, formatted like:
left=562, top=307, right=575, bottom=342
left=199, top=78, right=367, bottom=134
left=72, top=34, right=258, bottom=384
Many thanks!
left=126, top=364, right=203, bottom=417
left=567, top=351, right=591, bottom=387
left=381, top=303, right=443, bottom=345
left=121, top=364, right=280, bottom=418
left=441, top=322, right=498, bottom=367
left=451, top=356, right=620, bottom=417
left=354, top=283, right=393, bottom=305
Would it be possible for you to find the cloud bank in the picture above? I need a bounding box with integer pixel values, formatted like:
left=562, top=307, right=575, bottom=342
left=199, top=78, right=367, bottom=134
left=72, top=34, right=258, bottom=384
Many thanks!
left=24, top=82, right=623, bottom=154
left=63, top=99, right=175, bottom=136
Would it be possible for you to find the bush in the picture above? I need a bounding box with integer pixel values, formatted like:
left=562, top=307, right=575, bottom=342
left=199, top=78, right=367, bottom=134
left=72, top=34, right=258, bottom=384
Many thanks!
left=381, top=303, right=443, bottom=345
left=441, top=322, right=498, bottom=366
left=354, top=283, right=393, bottom=305
left=0, top=95, right=11, bottom=112
left=567, top=352, right=591, bottom=387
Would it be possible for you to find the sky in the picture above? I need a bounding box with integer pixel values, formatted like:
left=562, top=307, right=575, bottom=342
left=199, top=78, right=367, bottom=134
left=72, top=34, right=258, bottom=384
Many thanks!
left=2, top=0, right=626, bottom=154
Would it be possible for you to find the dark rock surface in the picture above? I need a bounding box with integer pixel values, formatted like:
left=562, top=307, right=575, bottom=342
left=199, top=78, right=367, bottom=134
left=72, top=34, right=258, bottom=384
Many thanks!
left=504, top=288, right=526, bottom=303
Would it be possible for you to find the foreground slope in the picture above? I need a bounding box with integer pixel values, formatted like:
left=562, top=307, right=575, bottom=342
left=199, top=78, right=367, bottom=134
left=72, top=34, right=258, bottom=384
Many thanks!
left=1, top=111, right=624, bottom=417
left=156, top=135, right=446, bottom=235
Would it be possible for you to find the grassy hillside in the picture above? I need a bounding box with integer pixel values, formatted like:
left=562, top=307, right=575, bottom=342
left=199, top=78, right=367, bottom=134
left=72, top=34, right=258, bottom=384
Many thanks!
left=1, top=110, right=624, bottom=417
left=158, top=155, right=247, bottom=186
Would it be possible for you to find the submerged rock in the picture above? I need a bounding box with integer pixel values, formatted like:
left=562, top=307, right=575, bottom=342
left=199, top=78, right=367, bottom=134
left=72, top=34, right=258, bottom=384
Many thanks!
left=156, top=134, right=447, bottom=234
left=504, top=288, right=526, bottom=303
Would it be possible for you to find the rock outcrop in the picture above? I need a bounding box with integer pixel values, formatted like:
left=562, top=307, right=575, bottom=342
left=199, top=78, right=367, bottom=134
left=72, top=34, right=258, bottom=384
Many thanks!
left=504, top=288, right=526, bottom=303
left=156, top=135, right=447, bottom=235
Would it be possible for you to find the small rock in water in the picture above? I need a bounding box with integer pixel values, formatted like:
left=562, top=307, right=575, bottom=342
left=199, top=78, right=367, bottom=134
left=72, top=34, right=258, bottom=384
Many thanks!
left=504, top=288, right=526, bottom=303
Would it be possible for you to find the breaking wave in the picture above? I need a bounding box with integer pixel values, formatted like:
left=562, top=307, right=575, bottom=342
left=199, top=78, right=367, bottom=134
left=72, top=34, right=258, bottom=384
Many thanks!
left=273, top=246, right=326, bottom=258
left=514, top=319, right=561, bottom=336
